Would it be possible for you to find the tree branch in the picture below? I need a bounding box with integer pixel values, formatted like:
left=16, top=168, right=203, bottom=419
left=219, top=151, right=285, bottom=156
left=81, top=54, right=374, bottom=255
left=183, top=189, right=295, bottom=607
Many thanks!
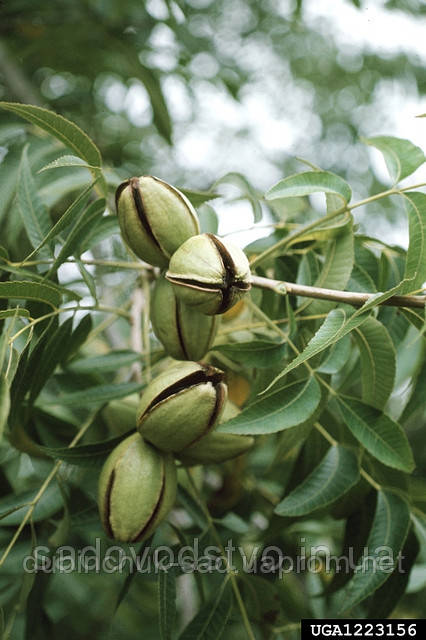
left=251, top=275, right=425, bottom=309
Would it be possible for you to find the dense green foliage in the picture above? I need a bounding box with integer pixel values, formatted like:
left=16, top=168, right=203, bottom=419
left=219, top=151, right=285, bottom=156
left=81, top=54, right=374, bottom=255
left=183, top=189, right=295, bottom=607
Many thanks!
left=0, top=1, right=425, bottom=638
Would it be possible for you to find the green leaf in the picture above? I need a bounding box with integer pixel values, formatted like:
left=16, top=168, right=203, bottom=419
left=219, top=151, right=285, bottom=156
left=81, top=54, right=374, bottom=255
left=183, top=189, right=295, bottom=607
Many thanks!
left=349, top=263, right=377, bottom=293
left=113, top=538, right=154, bottom=614
left=317, top=334, right=351, bottom=374
left=0, top=308, right=30, bottom=320
left=338, top=490, right=411, bottom=612
left=218, top=376, right=321, bottom=435
left=411, top=510, right=426, bottom=550
left=0, top=260, right=81, bottom=301
left=335, top=396, right=415, bottom=472
left=24, top=179, right=97, bottom=262
left=267, top=310, right=346, bottom=382
left=17, top=146, right=52, bottom=253
left=47, top=198, right=106, bottom=275
left=0, top=281, right=61, bottom=308
left=139, top=64, right=172, bottom=144
left=197, top=203, right=218, bottom=234
left=62, top=313, right=92, bottom=363
left=179, top=579, right=233, bottom=640
left=353, top=317, right=396, bottom=410
left=179, top=189, right=219, bottom=208
left=39, top=382, right=144, bottom=407
left=401, top=307, right=425, bottom=332
left=213, top=339, right=286, bottom=368
left=38, top=154, right=101, bottom=172
left=0, top=102, right=107, bottom=195
left=67, top=350, right=141, bottom=374
left=303, top=222, right=354, bottom=314
left=262, top=308, right=370, bottom=392
left=399, top=192, right=426, bottom=294
left=325, top=491, right=377, bottom=595
left=177, top=486, right=207, bottom=531
left=29, top=318, right=74, bottom=403
left=366, top=528, right=419, bottom=618
left=37, top=430, right=133, bottom=467
left=0, top=484, right=63, bottom=526
left=0, top=374, right=10, bottom=441
left=263, top=279, right=414, bottom=393
left=80, top=216, right=119, bottom=253
left=158, top=568, right=176, bottom=640
left=266, top=170, right=352, bottom=205
left=76, top=259, right=98, bottom=300
left=215, top=512, right=250, bottom=534
left=275, top=445, right=360, bottom=516
left=289, top=212, right=352, bottom=245
left=214, top=172, right=263, bottom=222
left=363, top=136, right=425, bottom=184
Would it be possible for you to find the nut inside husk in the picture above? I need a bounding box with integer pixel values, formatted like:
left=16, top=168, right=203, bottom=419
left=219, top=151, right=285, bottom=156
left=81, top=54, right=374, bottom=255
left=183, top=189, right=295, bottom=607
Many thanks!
left=151, top=274, right=218, bottom=360
left=177, top=431, right=254, bottom=466
left=166, top=233, right=251, bottom=315
left=116, top=175, right=200, bottom=267
left=98, top=433, right=176, bottom=542
left=137, top=361, right=227, bottom=452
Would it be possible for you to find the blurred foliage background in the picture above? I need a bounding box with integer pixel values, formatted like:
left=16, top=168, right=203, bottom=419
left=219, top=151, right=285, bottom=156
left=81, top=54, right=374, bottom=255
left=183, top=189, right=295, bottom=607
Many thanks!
left=1, top=0, right=426, bottom=241
left=0, top=1, right=425, bottom=637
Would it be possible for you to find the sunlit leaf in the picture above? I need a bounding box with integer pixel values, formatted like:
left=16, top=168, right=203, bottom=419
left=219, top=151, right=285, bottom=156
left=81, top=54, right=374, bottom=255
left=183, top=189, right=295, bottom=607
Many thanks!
left=266, top=170, right=352, bottom=205
left=0, top=102, right=107, bottom=195
left=0, top=281, right=61, bottom=308
left=399, top=192, right=426, bottom=294
left=363, top=135, right=425, bottom=184
left=39, top=154, right=100, bottom=172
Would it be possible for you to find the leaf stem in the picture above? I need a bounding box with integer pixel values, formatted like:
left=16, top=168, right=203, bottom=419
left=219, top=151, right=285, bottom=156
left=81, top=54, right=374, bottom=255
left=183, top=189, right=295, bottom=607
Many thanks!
left=314, top=422, right=337, bottom=446
left=360, top=468, right=382, bottom=492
